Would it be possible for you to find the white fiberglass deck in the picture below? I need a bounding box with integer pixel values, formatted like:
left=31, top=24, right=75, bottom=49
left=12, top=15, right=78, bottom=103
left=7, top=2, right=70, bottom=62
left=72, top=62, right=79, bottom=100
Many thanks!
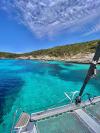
left=75, top=109, right=100, bottom=133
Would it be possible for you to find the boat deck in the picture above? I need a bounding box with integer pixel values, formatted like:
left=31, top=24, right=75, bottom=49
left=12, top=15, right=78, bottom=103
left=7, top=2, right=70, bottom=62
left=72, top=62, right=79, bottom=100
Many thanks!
left=31, top=96, right=100, bottom=121
left=15, top=112, right=30, bottom=129
left=75, top=109, right=100, bottom=133
left=14, top=96, right=100, bottom=133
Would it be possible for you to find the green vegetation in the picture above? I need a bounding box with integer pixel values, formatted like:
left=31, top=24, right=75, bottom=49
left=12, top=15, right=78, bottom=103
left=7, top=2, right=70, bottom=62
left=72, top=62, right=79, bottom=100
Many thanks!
left=22, top=40, right=99, bottom=57
left=0, top=40, right=100, bottom=58
left=0, top=52, right=18, bottom=58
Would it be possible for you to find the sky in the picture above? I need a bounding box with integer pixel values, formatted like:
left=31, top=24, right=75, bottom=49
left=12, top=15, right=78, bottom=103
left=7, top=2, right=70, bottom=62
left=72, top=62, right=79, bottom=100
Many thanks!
left=0, top=0, right=100, bottom=53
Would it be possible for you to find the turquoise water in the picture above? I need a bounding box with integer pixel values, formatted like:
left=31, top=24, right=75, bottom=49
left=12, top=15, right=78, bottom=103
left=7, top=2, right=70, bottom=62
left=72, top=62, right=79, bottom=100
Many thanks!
left=0, top=59, right=100, bottom=132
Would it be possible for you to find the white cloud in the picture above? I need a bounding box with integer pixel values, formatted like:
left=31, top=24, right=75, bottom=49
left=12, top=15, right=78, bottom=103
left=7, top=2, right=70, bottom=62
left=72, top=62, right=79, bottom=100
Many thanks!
left=0, top=0, right=100, bottom=37
left=83, top=22, right=100, bottom=36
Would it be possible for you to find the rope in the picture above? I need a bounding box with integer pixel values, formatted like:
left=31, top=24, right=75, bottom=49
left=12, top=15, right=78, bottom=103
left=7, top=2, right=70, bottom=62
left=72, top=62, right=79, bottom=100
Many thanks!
left=46, top=97, right=68, bottom=109
left=10, top=108, right=22, bottom=133
left=18, top=97, right=68, bottom=113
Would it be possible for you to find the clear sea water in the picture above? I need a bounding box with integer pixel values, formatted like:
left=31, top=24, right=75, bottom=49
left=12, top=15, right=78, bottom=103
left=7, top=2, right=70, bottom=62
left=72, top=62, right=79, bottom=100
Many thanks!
left=0, top=59, right=100, bottom=133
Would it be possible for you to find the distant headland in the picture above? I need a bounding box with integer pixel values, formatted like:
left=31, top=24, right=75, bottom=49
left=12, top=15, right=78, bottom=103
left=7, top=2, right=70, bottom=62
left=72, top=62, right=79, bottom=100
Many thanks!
left=0, top=40, right=100, bottom=64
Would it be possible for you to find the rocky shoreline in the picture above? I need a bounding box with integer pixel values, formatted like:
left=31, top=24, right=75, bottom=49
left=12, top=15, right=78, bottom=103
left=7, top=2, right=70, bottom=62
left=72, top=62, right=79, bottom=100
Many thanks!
left=15, top=52, right=95, bottom=64
left=1, top=52, right=100, bottom=64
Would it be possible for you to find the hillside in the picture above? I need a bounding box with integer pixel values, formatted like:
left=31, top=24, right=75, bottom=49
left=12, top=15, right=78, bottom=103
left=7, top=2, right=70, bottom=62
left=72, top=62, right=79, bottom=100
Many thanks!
left=25, top=40, right=98, bottom=57
left=0, top=40, right=100, bottom=63
left=0, top=52, right=18, bottom=58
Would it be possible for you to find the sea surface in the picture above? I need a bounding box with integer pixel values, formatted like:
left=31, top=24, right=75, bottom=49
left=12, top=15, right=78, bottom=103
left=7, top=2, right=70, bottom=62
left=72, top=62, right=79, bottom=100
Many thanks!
left=0, top=59, right=100, bottom=132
